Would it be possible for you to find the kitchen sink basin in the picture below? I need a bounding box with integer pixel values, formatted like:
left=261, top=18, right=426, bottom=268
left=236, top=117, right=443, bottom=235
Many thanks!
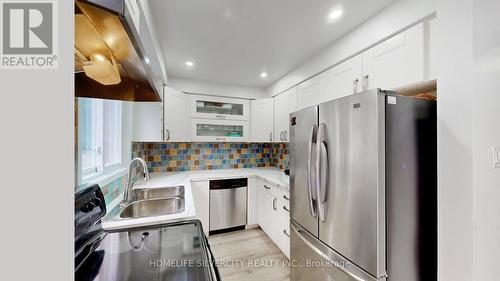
left=119, top=197, right=185, bottom=219
left=134, top=185, right=185, bottom=200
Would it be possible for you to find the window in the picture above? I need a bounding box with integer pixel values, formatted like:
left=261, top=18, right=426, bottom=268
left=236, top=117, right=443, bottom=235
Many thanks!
left=79, top=98, right=122, bottom=181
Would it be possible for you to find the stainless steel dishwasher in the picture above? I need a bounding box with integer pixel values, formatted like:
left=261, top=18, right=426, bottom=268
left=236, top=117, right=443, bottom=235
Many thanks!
left=209, top=178, right=247, bottom=235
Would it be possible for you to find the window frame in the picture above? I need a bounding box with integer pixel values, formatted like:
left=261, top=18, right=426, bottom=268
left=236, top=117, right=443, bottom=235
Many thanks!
left=78, top=98, right=125, bottom=185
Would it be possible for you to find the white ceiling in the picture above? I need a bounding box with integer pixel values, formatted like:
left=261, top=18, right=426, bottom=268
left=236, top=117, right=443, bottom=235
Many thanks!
left=148, top=0, right=395, bottom=88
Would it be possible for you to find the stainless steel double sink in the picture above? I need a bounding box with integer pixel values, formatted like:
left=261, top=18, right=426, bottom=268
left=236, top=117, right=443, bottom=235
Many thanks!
left=119, top=186, right=185, bottom=219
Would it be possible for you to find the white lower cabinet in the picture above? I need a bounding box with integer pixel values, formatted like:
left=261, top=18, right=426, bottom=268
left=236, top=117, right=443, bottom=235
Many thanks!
left=190, top=181, right=210, bottom=235
left=257, top=179, right=290, bottom=258
left=258, top=183, right=278, bottom=243
left=190, top=177, right=289, bottom=257
left=247, top=177, right=259, bottom=226
left=277, top=194, right=290, bottom=258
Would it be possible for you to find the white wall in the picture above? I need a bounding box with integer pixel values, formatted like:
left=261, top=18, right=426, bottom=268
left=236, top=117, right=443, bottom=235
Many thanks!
left=266, top=0, right=436, bottom=96
left=436, top=0, right=474, bottom=280
left=0, top=1, right=74, bottom=280
left=471, top=0, right=500, bottom=280
left=437, top=0, right=500, bottom=280
left=168, top=76, right=268, bottom=99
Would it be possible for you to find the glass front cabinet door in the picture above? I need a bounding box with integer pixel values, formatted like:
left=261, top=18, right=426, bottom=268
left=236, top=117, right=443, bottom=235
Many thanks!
left=191, top=118, right=249, bottom=142
left=190, top=95, right=250, bottom=121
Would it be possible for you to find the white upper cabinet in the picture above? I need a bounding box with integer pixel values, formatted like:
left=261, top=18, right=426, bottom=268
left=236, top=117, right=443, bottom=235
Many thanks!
left=251, top=98, right=274, bottom=142
left=191, top=118, right=249, bottom=142
left=133, top=101, right=163, bottom=142
left=164, top=86, right=190, bottom=142
left=361, top=23, right=425, bottom=90
left=190, top=95, right=250, bottom=121
left=125, top=0, right=140, bottom=32
left=273, top=94, right=286, bottom=141
left=426, top=18, right=437, bottom=80
left=274, top=87, right=297, bottom=142
left=324, top=54, right=363, bottom=100
left=297, top=73, right=327, bottom=110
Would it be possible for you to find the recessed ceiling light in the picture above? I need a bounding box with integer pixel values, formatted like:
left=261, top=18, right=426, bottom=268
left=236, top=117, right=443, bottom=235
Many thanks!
left=185, top=61, right=194, bottom=67
left=260, top=71, right=268, bottom=79
left=328, top=9, right=343, bottom=22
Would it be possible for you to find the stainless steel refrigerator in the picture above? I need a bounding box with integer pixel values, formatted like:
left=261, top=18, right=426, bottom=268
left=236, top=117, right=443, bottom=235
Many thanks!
left=289, top=89, right=437, bottom=281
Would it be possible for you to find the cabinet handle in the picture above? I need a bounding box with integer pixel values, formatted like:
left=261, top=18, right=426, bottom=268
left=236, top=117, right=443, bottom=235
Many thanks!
left=264, top=185, right=271, bottom=190
left=280, top=131, right=284, bottom=141
left=216, top=137, right=226, bottom=141
left=215, top=115, right=226, bottom=119
left=283, top=195, right=289, bottom=201
left=284, top=131, right=288, bottom=141
left=165, top=129, right=170, bottom=141
left=283, top=205, right=289, bottom=212
left=363, top=74, right=369, bottom=91
left=269, top=132, right=273, bottom=142
left=273, top=198, right=277, bottom=210
left=283, top=229, right=290, bottom=237
left=353, top=78, right=359, bottom=93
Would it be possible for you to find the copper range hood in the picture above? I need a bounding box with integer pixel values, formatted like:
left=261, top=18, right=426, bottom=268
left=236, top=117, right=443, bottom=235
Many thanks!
left=75, top=0, right=162, bottom=102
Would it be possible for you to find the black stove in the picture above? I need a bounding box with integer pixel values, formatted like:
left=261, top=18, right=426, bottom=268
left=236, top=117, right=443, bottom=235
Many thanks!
left=75, top=184, right=220, bottom=281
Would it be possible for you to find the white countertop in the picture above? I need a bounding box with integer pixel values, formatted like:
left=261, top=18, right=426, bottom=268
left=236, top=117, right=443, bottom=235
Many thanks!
left=137, top=167, right=289, bottom=191
left=102, top=167, right=289, bottom=230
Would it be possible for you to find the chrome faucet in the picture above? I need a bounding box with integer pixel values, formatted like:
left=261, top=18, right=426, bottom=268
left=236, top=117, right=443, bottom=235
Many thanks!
left=121, top=158, right=151, bottom=207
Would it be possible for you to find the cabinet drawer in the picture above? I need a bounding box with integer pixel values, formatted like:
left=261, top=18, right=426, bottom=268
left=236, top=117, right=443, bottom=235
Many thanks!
left=279, top=194, right=290, bottom=214
left=278, top=207, right=290, bottom=259
left=261, top=180, right=288, bottom=198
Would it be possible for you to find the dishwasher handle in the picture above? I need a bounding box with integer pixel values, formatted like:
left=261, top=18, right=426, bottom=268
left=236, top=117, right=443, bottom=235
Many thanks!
left=210, top=178, right=248, bottom=190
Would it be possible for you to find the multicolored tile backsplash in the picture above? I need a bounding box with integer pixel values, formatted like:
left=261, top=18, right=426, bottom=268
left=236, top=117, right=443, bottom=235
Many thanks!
left=132, top=142, right=289, bottom=173
left=100, top=175, right=127, bottom=207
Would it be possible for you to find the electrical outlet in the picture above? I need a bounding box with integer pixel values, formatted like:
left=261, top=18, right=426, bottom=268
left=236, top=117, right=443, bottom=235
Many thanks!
left=492, top=147, right=500, bottom=169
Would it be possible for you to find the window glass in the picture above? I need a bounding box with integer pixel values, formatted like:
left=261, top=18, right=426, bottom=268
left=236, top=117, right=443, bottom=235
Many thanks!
left=78, top=98, right=122, bottom=181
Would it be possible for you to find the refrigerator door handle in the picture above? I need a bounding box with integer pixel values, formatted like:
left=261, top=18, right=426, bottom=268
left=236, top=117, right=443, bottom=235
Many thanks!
left=307, top=125, right=317, bottom=217
left=316, top=123, right=326, bottom=221
left=291, top=223, right=375, bottom=281
left=319, top=141, right=328, bottom=221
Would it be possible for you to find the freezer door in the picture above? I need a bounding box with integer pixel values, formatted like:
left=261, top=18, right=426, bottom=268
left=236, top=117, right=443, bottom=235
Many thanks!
left=290, top=220, right=383, bottom=281
left=290, top=106, right=319, bottom=236
left=317, top=90, right=386, bottom=278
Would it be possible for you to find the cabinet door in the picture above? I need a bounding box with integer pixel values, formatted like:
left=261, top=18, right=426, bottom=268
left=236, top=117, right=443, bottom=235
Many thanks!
left=283, top=87, right=298, bottom=142
left=124, top=0, right=140, bottom=33
left=362, top=23, right=425, bottom=90
left=324, top=55, right=363, bottom=101
left=132, top=102, right=162, bottom=142
left=191, top=181, right=210, bottom=235
left=258, top=186, right=277, bottom=241
left=277, top=205, right=290, bottom=259
left=190, top=95, right=250, bottom=121
left=191, top=118, right=249, bottom=142
left=247, top=177, right=259, bottom=225
left=426, top=18, right=437, bottom=80
left=297, top=74, right=326, bottom=110
left=251, top=98, right=274, bottom=142
left=273, top=94, right=286, bottom=141
left=164, top=86, right=189, bottom=142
